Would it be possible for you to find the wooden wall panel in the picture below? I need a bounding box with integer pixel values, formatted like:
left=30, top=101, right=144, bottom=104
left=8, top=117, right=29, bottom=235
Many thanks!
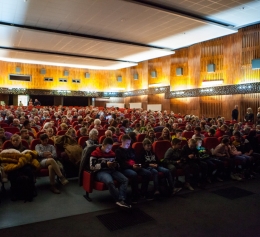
left=148, top=56, right=171, bottom=86
left=188, top=44, right=201, bottom=89
left=0, top=61, right=127, bottom=91
left=170, top=48, right=189, bottom=91
left=148, top=94, right=170, bottom=112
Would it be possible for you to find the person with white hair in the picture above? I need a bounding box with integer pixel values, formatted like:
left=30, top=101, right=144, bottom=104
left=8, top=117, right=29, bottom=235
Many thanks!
left=94, top=119, right=103, bottom=130
left=86, top=128, right=99, bottom=147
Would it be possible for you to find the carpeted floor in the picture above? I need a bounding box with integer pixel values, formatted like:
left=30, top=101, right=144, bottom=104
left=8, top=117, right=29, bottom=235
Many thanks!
left=1, top=177, right=260, bottom=237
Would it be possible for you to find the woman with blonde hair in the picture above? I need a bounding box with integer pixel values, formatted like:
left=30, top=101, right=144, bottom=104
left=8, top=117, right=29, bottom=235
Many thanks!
left=244, top=107, right=254, bottom=123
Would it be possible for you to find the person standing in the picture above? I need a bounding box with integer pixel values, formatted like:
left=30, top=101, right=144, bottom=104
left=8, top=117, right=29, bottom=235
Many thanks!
left=34, top=99, right=41, bottom=106
left=232, top=105, right=239, bottom=121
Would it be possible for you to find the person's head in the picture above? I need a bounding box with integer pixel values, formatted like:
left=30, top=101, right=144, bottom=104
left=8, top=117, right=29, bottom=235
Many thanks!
left=196, top=138, right=202, bottom=148
left=121, top=135, right=131, bottom=149
left=79, top=127, right=87, bottom=136
left=208, top=128, right=215, bottom=136
left=247, top=107, right=253, bottom=114
left=235, top=105, right=238, bottom=109
left=19, top=116, right=26, bottom=124
left=94, top=119, right=101, bottom=126
left=20, top=129, right=29, bottom=139
left=89, top=128, right=98, bottom=141
left=147, top=129, right=155, bottom=138
left=46, top=128, right=54, bottom=137
left=11, top=134, right=21, bottom=147
left=175, top=129, right=183, bottom=138
left=222, top=137, right=230, bottom=145
left=162, top=128, right=170, bottom=137
left=185, top=124, right=192, bottom=131
left=0, top=128, right=5, bottom=138
left=60, top=123, right=68, bottom=131
left=233, top=131, right=241, bottom=142
left=66, top=127, right=76, bottom=138
left=256, top=125, right=260, bottom=131
left=115, top=127, right=120, bottom=135
left=220, top=124, right=228, bottom=131
left=101, top=137, right=113, bottom=153
left=40, top=133, right=49, bottom=146
left=194, top=127, right=201, bottom=135
left=122, top=119, right=129, bottom=128
left=128, top=132, right=137, bottom=143
left=171, top=138, right=182, bottom=149
left=105, top=130, right=112, bottom=138
left=142, top=138, right=152, bottom=151
left=172, top=123, right=179, bottom=129
left=12, top=118, right=20, bottom=126
left=134, top=123, right=141, bottom=130
left=188, top=139, right=197, bottom=149
left=23, top=120, right=31, bottom=129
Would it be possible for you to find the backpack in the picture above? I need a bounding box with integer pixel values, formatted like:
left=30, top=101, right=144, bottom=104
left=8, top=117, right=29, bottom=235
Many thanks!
left=8, top=165, right=36, bottom=202
left=78, top=144, right=101, bottom=186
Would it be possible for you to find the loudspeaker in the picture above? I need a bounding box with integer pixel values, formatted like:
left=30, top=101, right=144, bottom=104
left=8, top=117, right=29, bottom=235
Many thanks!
left=117, top=76, right=122, bottom=82
left=15, top=66, right=21, bottom=73
left=133, top=73, right=138, bottom=80
left=176, top=67, right=183, bottom=76
left=252, top=59, right=260, bottom=69
left=151, top=71, right=157, bottom=78
left=85, top=72, right=90, bottom=78
left=40, top=69, right=46, bottom=75
left=207, top=64, right=215, bottom=73
left=64, top=70, right=69, bottom=76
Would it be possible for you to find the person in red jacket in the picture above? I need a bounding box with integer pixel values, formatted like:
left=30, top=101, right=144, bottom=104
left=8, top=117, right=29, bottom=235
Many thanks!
left=90, top=137, right=131, bottom=208
left=215, top=125, right=229, bottom=138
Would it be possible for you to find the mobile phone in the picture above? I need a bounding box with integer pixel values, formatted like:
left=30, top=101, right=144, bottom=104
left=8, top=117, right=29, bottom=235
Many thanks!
left=136, top=164, right=142, bottom=166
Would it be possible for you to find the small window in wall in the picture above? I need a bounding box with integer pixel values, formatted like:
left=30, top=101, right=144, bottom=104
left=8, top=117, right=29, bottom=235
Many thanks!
left=9, top=74, right=31, bottom=81
left=72, top=79, right=80, bottom=83
left=59, top=78, right=67, bottom=82
left=44, top=77, right=53, bottom=81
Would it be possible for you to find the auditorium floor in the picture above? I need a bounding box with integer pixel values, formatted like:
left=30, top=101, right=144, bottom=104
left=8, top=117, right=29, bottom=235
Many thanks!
left=0, top=176, right=260, bottom=237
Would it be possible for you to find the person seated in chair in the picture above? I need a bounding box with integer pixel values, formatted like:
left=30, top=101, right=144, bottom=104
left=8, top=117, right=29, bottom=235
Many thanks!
left=181, top=139, right=208, bottom=188
left=35, top=134, right=69, bottom=194
left=20, top=129, right=33, bottom=145
left=90, top=137, right=131, bottom=208
left=7, top=134, right=27, bottom=152
left=140, top=138, right=181, bottom=196
left=116, top=135, right=151, bottom=203
left=163, top=138, right=194, bottom=191
left=86, top=129, right=99, bottom=147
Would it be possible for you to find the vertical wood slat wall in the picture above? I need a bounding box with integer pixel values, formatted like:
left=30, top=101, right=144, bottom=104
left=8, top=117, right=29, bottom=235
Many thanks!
left=0, top=24, right=260, bottom=119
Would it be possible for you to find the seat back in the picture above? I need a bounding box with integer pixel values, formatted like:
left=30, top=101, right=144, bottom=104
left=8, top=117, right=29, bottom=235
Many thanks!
left=152, top=140, right=171, bottom=161
left=4, top=127, right=20, bottom=134
left=203, top=137, right=220, bottom=151
left=155, top=132, right=162, bottom=139
left=98, top=135, right=106, bottom=144
left=136, top=133, right=146, bottom=142
left=132, top=142, right=144, bottom=160
left=182, top=131, right=194, bottom=140
left=78, top=136, right=89, bottom=148
left=36, top=131, right=46, bottom=138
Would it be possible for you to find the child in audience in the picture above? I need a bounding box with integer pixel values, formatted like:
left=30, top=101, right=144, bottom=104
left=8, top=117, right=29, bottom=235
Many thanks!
left=140, top=139, right=181, bottom=196
left=172, top=129, right=186, bottom=140
left=90, top=137, right=131, bottom=208
left=181, top=139, right=208, bottom=188
left=163, top=138, right=194, bottom=190
left=116, top=135, right=151, bottom=202
left=35, top=134, right=68, bottom=194
left=158, top=128, right=171, bottom=141
left=145, top=129, right=157, bottom=143
left=192, top=127, right=205, bottom=140
left=7, top=134, right=27, bottom=152
left=196, top=138, right=224, bottom=182
left=204, top=128, right=216, bottom=138
left=212, top=137, right=242, bottom=181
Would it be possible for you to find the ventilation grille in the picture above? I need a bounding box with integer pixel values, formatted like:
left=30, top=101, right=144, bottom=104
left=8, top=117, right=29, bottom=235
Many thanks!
left=9, top=74, right=31, bottom=81
left=44, top=77, right=53, bottom=81
left=59, top=78, right=67, bottom=82
left=72, top=79, right=80, bottom=83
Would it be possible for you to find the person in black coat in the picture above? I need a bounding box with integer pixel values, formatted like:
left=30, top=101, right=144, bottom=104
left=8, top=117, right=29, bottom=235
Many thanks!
left=232, top=105, right=239, bottom=121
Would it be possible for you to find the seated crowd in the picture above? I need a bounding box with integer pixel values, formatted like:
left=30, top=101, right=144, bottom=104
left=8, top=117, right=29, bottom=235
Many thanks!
left=0, top=104, right=260, bottom=207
